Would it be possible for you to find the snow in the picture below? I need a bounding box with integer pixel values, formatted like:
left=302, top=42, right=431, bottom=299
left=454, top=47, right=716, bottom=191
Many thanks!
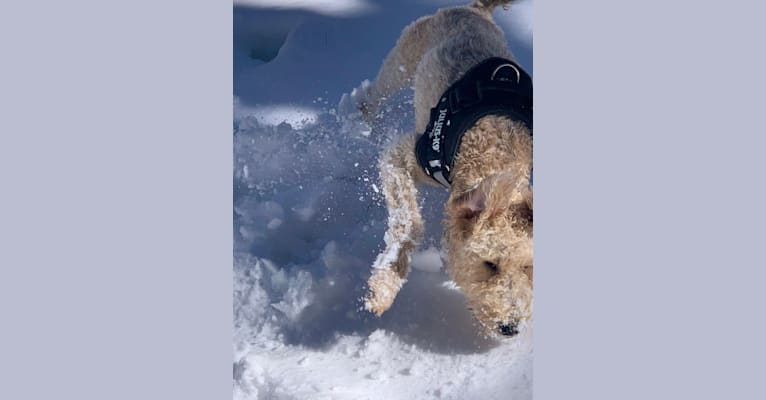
left=233, top=1, right=533, bottom=399
left=234, top=255, right=533, bottom=400
left=411, top=246, right=444, bottom=273
left=237, top=103, right=320, bottom=129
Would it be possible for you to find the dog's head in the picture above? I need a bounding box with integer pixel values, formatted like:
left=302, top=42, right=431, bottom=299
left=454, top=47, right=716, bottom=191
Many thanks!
left=445, top=171, right=533, bottom=337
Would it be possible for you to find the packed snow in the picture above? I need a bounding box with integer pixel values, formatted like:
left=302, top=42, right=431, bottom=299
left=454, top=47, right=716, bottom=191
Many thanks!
left=233, top=1, right=533, bottom=399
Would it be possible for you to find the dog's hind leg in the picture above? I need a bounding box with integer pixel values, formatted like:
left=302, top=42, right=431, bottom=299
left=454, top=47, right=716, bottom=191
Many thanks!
left=364, top=134, right=424, bottom=315
left=360, top=16, right=438, bottom=122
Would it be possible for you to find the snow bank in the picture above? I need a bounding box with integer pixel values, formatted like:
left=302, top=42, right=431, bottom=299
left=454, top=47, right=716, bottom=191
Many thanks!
left=233, top=255, right=532, bottom=400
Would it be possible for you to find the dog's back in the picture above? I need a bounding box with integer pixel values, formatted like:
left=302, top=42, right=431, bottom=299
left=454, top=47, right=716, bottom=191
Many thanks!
left=411, top=3, right=515, bottom=132
left=358, top=0, right=518, bottom=133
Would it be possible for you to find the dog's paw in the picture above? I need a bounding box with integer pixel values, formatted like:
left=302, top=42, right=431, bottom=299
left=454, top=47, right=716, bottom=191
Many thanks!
left=364, top=268, right=404, bottom=316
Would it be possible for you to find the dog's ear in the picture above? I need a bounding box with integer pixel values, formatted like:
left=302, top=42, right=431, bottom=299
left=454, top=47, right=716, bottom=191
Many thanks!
left=452, top=177, right=497, bottom=227
left=452, top=184, right=488, bottom=221
left=450, top=173, right=524, bottom=222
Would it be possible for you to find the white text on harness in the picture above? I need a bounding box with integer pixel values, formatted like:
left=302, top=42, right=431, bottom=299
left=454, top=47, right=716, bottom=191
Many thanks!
left=430, top=108, right=448, bottom=152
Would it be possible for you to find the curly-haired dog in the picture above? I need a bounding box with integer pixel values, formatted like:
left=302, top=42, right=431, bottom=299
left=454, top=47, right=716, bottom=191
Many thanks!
left=359, top=0, right=533, bottom=337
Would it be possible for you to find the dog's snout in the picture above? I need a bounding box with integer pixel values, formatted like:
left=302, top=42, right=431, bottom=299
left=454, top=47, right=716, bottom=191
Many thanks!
left=498, top=323, right=518, bottom=337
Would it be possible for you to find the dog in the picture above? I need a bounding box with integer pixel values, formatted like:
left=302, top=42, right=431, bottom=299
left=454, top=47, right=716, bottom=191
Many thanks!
left=357, top=0, right=533, bottom=337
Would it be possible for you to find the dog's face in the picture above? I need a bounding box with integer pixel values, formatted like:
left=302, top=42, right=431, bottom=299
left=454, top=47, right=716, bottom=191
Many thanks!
left=445, top=172, right=533, bottom=337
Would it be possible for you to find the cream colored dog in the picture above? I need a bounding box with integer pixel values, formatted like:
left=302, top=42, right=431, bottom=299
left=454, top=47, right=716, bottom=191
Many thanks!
left=357, top=0, right=533, bottom=337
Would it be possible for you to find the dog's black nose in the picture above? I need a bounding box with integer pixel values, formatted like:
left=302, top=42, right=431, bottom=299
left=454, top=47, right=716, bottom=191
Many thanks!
left=498, top=323, right=518, bottom=337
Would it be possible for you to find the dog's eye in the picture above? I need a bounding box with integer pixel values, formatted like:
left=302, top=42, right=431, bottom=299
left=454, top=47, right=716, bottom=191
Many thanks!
left=484, top=261, right=499, bottom=272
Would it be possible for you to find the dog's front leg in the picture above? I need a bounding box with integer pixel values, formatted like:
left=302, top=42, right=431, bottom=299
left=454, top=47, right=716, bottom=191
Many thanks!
left=364, top=135, right=423, bottom=316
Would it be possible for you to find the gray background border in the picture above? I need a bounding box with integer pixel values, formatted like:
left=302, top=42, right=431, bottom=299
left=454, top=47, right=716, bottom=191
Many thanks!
left=0, top=1, right=232, bottom=399
left=1, top=0, right=764, bottom=399
left=535, top=1, right=766, bottom=399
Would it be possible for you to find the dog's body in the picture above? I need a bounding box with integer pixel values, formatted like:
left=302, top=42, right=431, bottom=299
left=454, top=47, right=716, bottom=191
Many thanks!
left=360, top=0, right=533, bottom=337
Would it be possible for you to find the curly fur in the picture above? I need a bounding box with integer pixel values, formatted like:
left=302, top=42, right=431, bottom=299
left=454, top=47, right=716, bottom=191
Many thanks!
left=361, top=0, right=532, bottom=337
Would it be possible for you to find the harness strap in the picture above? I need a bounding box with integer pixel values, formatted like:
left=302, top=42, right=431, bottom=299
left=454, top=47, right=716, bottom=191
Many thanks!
left=415, top=57, right=532, bottom=188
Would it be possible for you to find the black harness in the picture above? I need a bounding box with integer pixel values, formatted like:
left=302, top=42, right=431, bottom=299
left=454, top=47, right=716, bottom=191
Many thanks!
left=415, top=57, right=532, bottom=188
